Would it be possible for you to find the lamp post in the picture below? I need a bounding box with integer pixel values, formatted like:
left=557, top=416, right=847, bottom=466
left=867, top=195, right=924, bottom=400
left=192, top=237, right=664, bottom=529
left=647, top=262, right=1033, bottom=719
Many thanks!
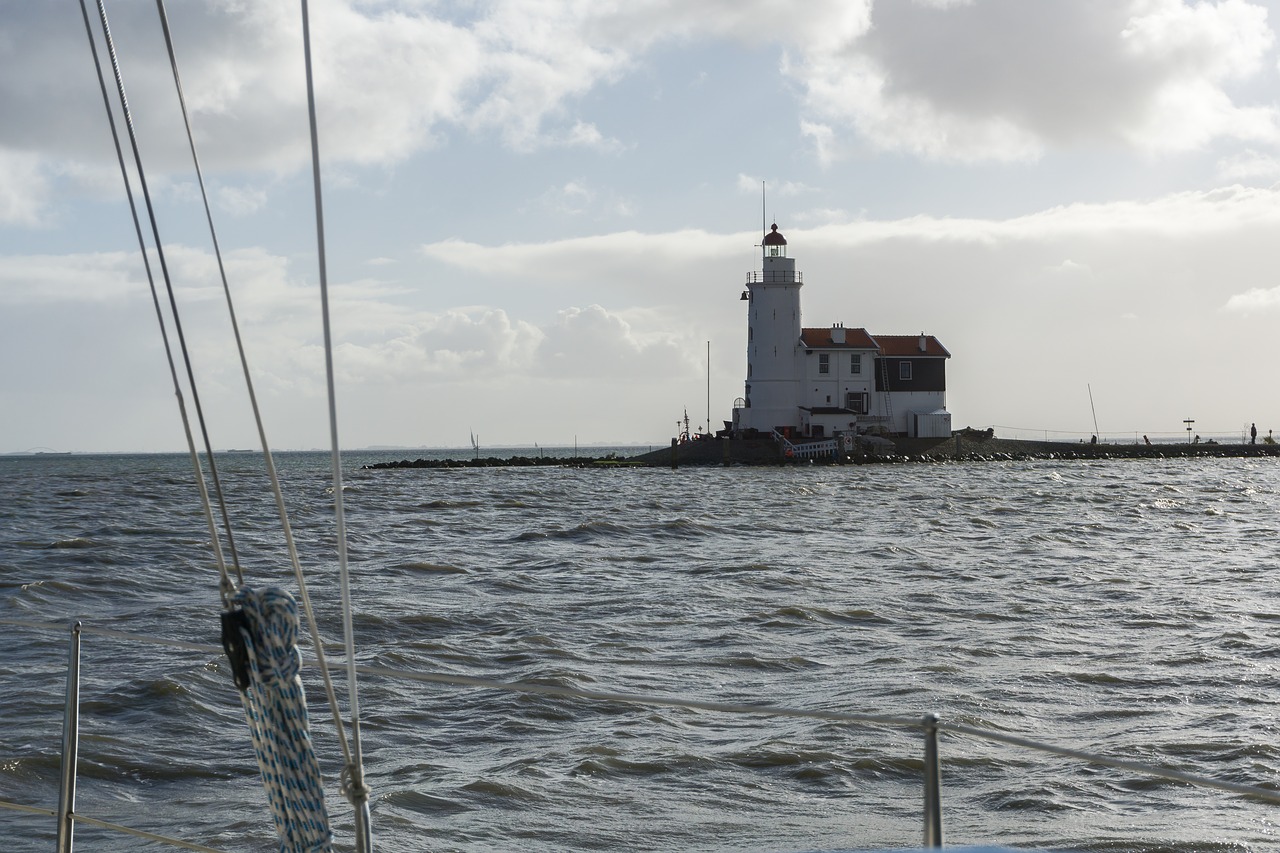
left=1183, top=418, right=1195, bottom=444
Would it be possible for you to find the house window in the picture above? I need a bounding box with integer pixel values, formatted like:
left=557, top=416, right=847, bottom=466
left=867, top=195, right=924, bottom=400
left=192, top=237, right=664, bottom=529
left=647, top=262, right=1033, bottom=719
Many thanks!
left=899, top=361, right=913, bottom=381
left=850, top=354, right=861, bottom=374
left=818, top=353, right=830, bottom=374
left=846, top=392, right=867, bottom=414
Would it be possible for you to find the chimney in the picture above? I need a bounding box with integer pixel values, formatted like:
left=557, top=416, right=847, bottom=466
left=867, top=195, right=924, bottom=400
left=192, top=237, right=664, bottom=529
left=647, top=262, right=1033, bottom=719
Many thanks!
left=831, top=323, right=846, bottom=345
left=918, top=333, right=927, bottom=352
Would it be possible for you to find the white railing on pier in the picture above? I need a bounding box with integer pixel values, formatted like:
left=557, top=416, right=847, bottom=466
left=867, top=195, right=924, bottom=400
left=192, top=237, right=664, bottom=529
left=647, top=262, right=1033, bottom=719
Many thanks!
left=772, top=429, right=839, bottom=459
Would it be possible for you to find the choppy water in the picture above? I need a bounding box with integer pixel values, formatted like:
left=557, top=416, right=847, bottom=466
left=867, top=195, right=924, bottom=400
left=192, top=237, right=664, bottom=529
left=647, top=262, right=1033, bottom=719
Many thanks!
left=3, top=451, right=1280, bottom=852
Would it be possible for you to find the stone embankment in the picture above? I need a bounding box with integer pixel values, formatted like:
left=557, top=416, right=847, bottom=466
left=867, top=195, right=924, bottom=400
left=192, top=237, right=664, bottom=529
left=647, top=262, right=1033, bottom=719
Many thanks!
left=365, top=455, right=616, bottom=470
left=898, top=433, right=1280, bottom=462
left=629, top=433, right=1280, bottom=466
left=364, top=434, right=1280, bottom=470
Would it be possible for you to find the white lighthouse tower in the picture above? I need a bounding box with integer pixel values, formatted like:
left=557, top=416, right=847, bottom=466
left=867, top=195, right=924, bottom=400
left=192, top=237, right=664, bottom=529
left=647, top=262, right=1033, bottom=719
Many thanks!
left=737, top=224, right=802, bottom=435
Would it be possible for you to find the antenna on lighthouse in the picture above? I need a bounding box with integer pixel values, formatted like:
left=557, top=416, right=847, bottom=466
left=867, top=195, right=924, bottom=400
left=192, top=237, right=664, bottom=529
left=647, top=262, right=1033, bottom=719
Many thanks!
left=761, top=181, right=766, bottom=266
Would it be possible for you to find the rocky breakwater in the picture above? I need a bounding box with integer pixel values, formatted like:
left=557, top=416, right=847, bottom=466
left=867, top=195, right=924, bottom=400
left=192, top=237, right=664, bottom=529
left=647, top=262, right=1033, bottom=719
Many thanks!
left=898, top=430, right=1280, bottom=462
left=364, top=454, right=637, bottom=470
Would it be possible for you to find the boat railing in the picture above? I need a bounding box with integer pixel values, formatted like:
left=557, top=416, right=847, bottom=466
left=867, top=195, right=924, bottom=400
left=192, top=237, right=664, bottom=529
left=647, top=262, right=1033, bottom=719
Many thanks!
left=4, top=617, right=1280, bottom=852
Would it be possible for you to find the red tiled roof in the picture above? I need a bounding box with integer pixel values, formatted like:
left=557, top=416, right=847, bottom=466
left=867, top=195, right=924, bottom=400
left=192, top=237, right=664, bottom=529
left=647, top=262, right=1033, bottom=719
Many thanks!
left=799, top=328, right=949, bottom=357
left=872, top=334, right=951, bottom=358
left=799, top=327, right=877, bottom=348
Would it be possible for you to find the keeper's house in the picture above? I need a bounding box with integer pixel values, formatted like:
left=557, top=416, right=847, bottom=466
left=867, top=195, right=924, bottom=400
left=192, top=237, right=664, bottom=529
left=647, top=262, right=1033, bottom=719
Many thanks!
left=732, top=224, right=952, bottom=440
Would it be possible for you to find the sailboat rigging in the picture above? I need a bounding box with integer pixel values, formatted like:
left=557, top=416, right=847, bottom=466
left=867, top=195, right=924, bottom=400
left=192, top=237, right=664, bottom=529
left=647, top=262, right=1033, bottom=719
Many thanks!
left=75, top=0, right=372, bottom=848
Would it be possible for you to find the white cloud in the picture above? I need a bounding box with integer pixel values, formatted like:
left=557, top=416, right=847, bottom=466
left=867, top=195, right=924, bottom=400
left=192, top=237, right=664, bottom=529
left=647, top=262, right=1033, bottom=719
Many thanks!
left=799, top=121, right=838, bottom=168
left=1217, top=149, right=1280, bottom=180
left=1121, top=0, right=1272, bottom=80
left=0, top=151, right=51, bottom=226
left=531, top=179, right=637, bottom=219
left=0, top=250, right=140, bottom=304
left=1223, top=286, right=1280, bottom=313
left=788, top=0, right=1280, bottom=162
left=10, top=0, right=1273, bottom=204
left=421, top=227, right=737, bottom=279
left=557, top=120, right=626, bottom=153
left=1045, top=259, right=1095, bottom=278
left=217, top=185, right=269, bottom=216
left=533, top=304, right=688, bottom=378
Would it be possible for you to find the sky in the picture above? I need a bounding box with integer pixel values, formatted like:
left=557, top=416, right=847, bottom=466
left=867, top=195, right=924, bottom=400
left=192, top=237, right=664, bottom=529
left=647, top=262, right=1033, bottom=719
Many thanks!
left=5, top=0, right=1280, bottom=452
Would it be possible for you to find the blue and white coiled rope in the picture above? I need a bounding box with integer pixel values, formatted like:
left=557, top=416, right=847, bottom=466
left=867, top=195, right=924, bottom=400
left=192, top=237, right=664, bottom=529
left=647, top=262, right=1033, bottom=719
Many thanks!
left=233, top=586, right=334, bottom=853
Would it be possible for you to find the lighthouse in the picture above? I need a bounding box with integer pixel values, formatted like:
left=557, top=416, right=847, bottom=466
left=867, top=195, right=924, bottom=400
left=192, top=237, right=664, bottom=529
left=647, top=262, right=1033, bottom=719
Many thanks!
left=731, top=223, right=953, bottom=441
left=737, top=224, right=803, bottom=434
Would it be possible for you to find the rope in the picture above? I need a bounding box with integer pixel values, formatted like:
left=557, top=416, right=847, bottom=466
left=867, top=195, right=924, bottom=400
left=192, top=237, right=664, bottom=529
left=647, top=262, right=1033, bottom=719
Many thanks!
left=232, top=587, right=333, bottom=853
left=83, top=0, right=369, bottom=842
left=81, top=0, right=241, bottom=605
left=299, top=2, right=373, bottom=847
left=148, top=0, right=356, bottom=785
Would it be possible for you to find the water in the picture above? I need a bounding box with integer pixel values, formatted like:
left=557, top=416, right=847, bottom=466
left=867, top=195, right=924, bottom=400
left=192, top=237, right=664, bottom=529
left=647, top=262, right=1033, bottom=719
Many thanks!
left=3, top=451, right=1280, bottom=852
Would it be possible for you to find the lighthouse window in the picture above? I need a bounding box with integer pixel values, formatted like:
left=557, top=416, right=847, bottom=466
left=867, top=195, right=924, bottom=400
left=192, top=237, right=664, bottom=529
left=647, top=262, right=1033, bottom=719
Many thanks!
left=818, top=353, right=830, bottom=374
left=850, top=354, right=861, bottom=374
left=748, top=326, right=753, bottom=341
left=899, top=362, right=913, bottom=381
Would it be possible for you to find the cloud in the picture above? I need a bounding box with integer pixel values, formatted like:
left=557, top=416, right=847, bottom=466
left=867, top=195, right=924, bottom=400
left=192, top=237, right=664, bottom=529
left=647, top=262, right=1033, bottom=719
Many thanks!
left=532, top=179, right=637, bottom=219
left=0, top=249, right=141, bottom=304
left=1223, top=286, right=1280, bottom=313
left=1044, top=259, right=1095, bottom=278
left=799, top=121, right=838, bottom=167
left=0, top=151, right=51, bottom=226
left=0, top=239, right=696, bottom=386
left=322, top=307, right=545, bottom=385
left=557, top=121, right=626, bottom=153
left=9, top=0, right=1274, bottom=214
left=1217, top=149, right=1280, bottom=180
left=533, top=304, right=688, bottom=378
left=217, top=185, right=269, bottom=216
left=420, top=227, right=738, bottom=279
left=790, top=0, right=1280, bottom=162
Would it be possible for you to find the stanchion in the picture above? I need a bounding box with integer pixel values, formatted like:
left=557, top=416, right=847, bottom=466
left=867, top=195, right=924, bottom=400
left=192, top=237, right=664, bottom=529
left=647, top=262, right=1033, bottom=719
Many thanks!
left=922, top=712, right=943, bottom=848
left=56, top=622, right=82, bottom=853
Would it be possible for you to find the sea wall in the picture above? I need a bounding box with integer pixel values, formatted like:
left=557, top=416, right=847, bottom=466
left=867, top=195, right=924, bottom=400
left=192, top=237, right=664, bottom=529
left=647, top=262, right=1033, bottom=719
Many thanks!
left=363, top=436, right=1280, bottom=470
